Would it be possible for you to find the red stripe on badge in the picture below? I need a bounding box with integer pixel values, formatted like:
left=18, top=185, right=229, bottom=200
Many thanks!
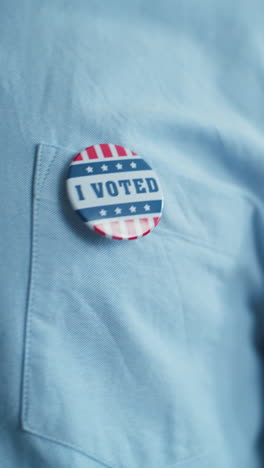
left=110, top=221, right=123, bottom=240
left=153, top=217, right=161, bottom=226
left=100, top=144, right=113, bottom=158
left=125, top=219, right=138, bottom=239
left=73, top=153, right=83, bottom=161
left=131, top=151, right=138, bottom=155
left=93, top=224, right=106, bottom=236
left=87, top=146, right=99, bottom=159
left=115, top=145, right=127, bottom=157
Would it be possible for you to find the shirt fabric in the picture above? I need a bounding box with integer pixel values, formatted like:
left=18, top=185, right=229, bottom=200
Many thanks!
left=1, top=1, right=264, bottom=467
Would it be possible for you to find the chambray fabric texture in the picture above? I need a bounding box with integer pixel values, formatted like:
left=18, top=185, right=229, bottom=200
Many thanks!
left=1, top=1, right=264, bottom=467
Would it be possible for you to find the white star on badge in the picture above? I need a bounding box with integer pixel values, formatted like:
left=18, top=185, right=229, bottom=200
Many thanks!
left=86, top=166, right=93, bottom=173
left=99, top=209, right=107, bottom=216
left=116, top=163, right=123, bottom=170
left=129, top=205, right=136, bottom=213
left=115, top=207, right=122, bottom=214
left=130, top=162, right=137, bottom=169
left=101, top=164, right=108, bottom=171
left=144, top=204, right=151, bottom=211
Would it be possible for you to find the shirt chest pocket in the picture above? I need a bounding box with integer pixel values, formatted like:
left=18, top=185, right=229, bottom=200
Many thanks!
left=21, top=143, right=253, bottom=468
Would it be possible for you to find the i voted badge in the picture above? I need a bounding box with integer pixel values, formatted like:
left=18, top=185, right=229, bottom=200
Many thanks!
left=66, top=144, right=164, bottom=240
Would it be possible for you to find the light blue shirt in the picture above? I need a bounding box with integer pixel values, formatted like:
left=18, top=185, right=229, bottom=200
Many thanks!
left=1, top=1, right=264, bottom=467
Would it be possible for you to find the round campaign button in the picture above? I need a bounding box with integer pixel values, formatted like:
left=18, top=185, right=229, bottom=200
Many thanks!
left=66, top=144, right=164, bottom=240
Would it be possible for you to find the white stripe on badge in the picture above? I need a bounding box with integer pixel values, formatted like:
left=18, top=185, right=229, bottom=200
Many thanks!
left=94, top=144, right=104, bottom=159
left=109, top=143, right=119, bottom=158
left=81, top=150, right=88, bottom=161
left=124, top=147, right=133, bottom=157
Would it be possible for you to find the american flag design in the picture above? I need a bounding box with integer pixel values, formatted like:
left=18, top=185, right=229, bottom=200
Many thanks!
left=66, top=144, right=164, bottom=240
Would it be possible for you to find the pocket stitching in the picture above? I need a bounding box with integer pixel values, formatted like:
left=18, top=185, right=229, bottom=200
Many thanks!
left=37, top=144, right=59, bottom=197
left=22, top=172, right=40, bottom=426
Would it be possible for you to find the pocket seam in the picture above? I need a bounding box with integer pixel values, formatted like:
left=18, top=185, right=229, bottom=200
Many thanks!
left=22, top=167, right=40, bottom=427
left=22, top=423, right=116, bottom=468
left=37, top=143, right=59, bottom=197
